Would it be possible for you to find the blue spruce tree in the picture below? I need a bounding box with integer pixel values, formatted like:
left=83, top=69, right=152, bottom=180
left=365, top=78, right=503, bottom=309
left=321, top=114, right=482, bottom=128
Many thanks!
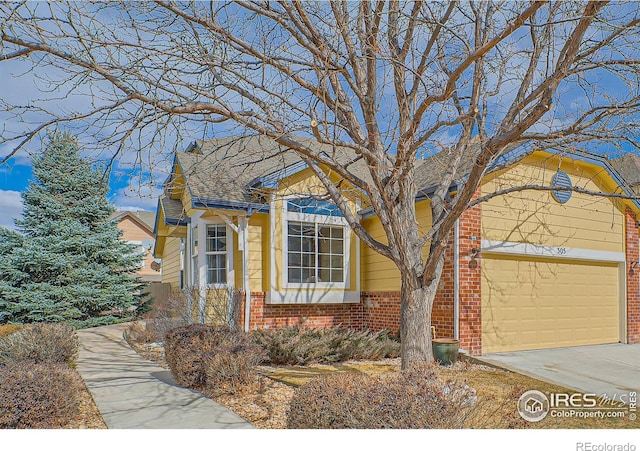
left=0, top=132, right=148, bottom=327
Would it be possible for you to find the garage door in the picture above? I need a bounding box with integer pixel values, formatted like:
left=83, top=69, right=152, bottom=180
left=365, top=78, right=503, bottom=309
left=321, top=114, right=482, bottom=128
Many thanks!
left=482, top=255, right=620, bottom=353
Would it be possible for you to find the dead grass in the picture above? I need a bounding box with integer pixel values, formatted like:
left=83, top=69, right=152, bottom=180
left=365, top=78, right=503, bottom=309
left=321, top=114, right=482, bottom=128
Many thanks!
left=262, top=358, right=636, bottom=429
left=457, top=363, right=636, bottom=429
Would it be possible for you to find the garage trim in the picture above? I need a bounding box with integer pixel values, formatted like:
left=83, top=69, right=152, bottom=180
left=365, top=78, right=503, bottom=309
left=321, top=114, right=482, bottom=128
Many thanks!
left=481, top=239, right=625, bottom=263
left=480, top=239, right=627, bottom=347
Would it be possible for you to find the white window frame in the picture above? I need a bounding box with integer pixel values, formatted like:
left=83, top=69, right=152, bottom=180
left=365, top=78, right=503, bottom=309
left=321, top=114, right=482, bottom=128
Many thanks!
left=282, top=196, right=350, bottom=290
left=204, top=223, right=229, bottom=287
left=187, top=214, right=234, bottom=290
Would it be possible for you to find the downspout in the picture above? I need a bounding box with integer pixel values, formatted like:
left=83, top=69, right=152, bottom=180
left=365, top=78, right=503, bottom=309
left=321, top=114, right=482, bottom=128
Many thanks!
left=454, top=218, right=460, bottom=340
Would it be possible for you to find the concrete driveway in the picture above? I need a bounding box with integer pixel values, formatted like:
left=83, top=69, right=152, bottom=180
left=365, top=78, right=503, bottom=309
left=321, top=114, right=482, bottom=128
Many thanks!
left=477, top=343, right=640, bottom=400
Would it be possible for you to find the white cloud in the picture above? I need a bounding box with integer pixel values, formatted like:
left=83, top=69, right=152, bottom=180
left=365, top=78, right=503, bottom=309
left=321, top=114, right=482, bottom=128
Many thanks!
left=0, top=190, right=23, bottom=230
left=110, top=186, right=162, bottom=213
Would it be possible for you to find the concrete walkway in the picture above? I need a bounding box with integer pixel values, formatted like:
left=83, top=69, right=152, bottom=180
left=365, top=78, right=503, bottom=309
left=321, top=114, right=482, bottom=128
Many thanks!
left=75, top=323, right=254, bottom=429
left=477, top=343, right=640, bottom=400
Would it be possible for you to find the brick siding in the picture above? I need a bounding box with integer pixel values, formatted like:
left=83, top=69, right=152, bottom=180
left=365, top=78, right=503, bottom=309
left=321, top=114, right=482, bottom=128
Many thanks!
left=239, top=292, right=364, bottom=330
left=626, top=208, right=640, bottom=344
left=456, top=191, right=483, bottom=355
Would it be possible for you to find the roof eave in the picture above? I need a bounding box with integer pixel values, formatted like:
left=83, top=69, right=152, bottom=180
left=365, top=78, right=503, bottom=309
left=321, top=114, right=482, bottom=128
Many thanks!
left=191, top=196, right=269, bottom=213
left=359, top=147, right=640, bottom=218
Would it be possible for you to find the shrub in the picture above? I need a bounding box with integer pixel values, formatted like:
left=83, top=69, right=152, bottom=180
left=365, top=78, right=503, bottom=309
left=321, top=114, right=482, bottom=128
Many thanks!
left=164, top=324, right=263, bottom=391
left=250, top=326, right=400, bottom=365
left=141, top=291, right=191, bottom=342
left=0, top=362, right=82, bottom=428
left=123, top=321, right=158, bottom=345
left=0, top=323, right=79, bottom=366
left=164, top=324, right=220, bottom=387
left=287, top=364, right=482, bottom=429
left=203, top=343, right=266, bottom=393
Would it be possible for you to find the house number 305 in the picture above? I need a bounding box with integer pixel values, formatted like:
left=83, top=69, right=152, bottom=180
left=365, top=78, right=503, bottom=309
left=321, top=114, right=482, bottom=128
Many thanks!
left=556, top=247, right=567, bottom=255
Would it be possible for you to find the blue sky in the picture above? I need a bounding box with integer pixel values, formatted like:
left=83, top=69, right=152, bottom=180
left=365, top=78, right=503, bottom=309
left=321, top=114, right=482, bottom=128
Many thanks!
left=0, top=59, right=168, bottom=230
left=2, top=2, right=639, bottom=233
left=0, top=159, right=163, bottom=230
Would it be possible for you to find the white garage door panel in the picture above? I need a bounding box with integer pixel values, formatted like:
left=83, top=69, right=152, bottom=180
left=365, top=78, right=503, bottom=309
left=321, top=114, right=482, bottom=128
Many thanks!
left=482, top=257, right=620, bottom=353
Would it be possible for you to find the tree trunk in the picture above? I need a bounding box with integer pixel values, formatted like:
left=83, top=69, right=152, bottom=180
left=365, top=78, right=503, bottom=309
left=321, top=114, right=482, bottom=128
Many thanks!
left=399, top=254, right=445, bottom=370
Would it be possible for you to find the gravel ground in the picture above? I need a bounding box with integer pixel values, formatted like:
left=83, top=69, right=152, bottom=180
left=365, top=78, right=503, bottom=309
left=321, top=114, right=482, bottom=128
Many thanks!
left=65, top=372, right=108, bottom=429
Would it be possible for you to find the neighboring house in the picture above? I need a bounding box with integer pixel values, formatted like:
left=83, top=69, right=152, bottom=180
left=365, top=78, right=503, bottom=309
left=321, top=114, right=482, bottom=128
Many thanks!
left=111, top=210, right=162, bottom=283
left=611, top=153, right=640, bottom=195
left=153, top=135, right=640, bottom=356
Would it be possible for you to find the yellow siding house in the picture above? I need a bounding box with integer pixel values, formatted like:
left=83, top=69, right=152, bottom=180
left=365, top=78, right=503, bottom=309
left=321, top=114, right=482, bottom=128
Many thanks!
left=154, top=135, right=640, bottom=355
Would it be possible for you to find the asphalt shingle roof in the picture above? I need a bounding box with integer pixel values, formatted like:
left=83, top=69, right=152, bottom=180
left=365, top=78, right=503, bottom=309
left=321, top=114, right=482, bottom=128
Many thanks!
left=110, top=210, right=157, bottom=231
left=171, top=134, right=640, bottom=210
left=176, top=135, right=371, bottom=205
left=160, top=197, right=187, bottom=222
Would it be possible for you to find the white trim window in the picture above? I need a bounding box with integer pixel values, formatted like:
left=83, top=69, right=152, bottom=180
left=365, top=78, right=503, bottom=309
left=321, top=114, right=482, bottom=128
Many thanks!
left=284, top=197, right=349, bottom=288
left=205, top=224, right=228, bottom=285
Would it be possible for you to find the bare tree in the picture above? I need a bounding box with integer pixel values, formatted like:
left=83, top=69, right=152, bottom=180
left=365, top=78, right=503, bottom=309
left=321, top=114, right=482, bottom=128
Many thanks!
left=2, top=1, right=640, bottom=368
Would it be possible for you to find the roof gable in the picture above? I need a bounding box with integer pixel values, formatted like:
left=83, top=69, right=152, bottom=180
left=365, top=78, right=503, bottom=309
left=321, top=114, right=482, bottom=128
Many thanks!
left=167, top=135, right=372, bottom=211
left=110, top=210, right=156, bottom=233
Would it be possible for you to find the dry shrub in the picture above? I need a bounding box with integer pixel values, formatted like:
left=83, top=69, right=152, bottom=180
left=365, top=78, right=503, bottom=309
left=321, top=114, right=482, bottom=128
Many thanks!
left=0, top=362, right=82, bottom=429
left=164, top=324, right=263, bottom=391
left=251, top=326, right=400, bottom=365
left=203, top=343, right=266, bottom=393
left=123, top=321, right=158, bottom=345
left=131, top=287, right=244, bottom=346
left=0, top=323, right=79, bottom=366
left=0, top=324, right=23, bottom=337
left=145, top=317, right=186, bottom=342
left=287, top=364, right=516, bottom=429
left=164, top=324, right=221, bottom=387
left=143, top=291, right=191, bottom=341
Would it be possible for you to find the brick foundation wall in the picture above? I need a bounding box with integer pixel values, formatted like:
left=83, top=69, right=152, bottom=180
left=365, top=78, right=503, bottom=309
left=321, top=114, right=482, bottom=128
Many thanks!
left=625, top=208, right=640, bottom=344
left=240, top=292, right=364, bottom=330
left=240, top=285, right=455, bottom=340
left=361, top=291, right=401, bottom=333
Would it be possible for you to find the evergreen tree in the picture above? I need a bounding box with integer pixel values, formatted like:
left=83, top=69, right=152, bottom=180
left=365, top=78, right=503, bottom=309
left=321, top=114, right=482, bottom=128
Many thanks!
left=0, top=132, right=147, bottom=327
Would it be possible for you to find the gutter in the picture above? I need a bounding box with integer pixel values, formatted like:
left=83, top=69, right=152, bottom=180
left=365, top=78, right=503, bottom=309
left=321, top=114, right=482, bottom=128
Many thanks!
left=191, top=196, right=269, bottom=213
left=164, top=217, right=190, bottom=227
